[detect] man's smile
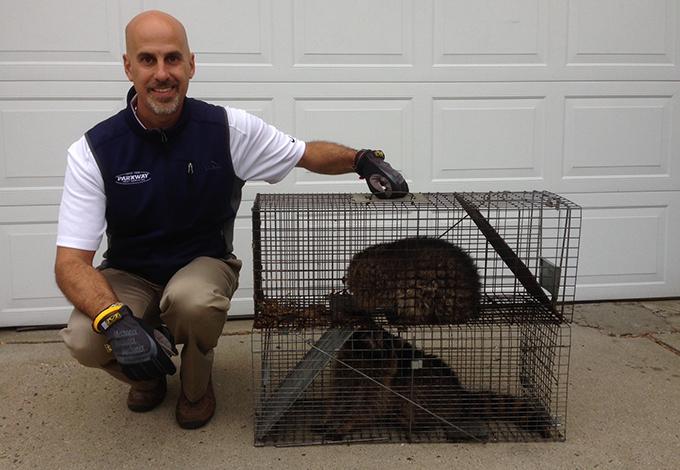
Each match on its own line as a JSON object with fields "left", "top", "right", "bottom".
{"left": 149, "top": 85, "right": 178, "bottom": 101}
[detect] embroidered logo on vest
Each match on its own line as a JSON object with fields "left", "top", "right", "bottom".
{"left": 115, "top": 171, "right": 151, "bottom": 185}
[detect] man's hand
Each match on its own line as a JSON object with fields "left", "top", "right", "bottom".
{"left": 354, "top": 149, "right": 409, "bottom": 199}
{"left": 93, "top": 303, "right": 178, "bottom": 381}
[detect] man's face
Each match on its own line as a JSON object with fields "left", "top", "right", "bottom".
{"left": 123, "top": 15, "right": 195, "bottom": 128}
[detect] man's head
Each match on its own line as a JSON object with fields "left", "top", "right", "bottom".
{"left": 123, "top": 10, "right": 195, "bottom": 129}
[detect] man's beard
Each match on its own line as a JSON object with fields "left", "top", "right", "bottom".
{"left": 145, "top": 88, "right": 181, "bottom": 116}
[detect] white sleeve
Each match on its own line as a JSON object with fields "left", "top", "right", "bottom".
{"left": 56, "top": 136, "right": 106, "bottom": 251}
{"left": 227, "top": 107, "right": 306, "bottom": 183}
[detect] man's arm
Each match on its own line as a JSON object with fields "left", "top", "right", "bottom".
{"left": 55, "top": 246, "right": 117, "bottom": 320}
{"left": 297, "top": 141, "right": 409, "bottom": 198}
{"left": 55, "top": 245, "right": 177, "bottom": 379}
{"left": 296, "top": 141, "right": 356, "bottom": 175}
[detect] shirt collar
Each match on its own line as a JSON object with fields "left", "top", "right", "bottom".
{"left": 130, "top": 94, "right": 148, "bottom": 130}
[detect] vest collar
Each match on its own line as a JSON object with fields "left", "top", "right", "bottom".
{"left": 124, "top": 86, "right": 191, "bottom": 142}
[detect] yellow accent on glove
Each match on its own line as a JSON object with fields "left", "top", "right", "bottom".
{"left": 92, "top": 302, "right": 125, "bottom": 333}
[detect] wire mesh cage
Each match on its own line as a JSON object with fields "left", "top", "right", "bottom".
{"left": 251, "top": 192, "right": 580, "bottom": 446}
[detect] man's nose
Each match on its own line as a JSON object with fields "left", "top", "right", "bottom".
{"left": 154, "top": 62, "right": 170, "bottom": 81}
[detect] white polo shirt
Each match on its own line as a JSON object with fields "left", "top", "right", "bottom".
{"left": 57, "top": 105, "right": 306, "bottom": 251}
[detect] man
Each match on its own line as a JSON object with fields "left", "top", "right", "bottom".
{"left": 55, "top": 10, "right": 408, "bottom": 429}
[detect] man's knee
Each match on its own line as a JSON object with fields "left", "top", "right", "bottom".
{"left": 160, "top": 281, "right": 230, "bottom": 336}
{"left": 60, "top": 315, "right": 110, "bottom": 368}
{"left": 163, "top": 274, "right": 230, "bottom": 311}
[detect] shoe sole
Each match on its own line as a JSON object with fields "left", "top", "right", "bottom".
{"left": 128, "top": 402, "right": 163, "bottom": 413}
{"left": 176, "top": 409, "right": 215, "bottom": 429}
{"left": 127, "top": 382, "right": 167, "bottom": 413}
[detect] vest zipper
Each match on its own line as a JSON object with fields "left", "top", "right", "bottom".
{"left": 187, "top": 162, "right": 194, "bottom": 175}
{"left": 159, "top": 129, "right": 168, "bottom": 143}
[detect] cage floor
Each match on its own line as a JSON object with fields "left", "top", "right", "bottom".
{"left": 254, "top": 292, "right": 566, "bottom": 330}
{"left": 255, "top": 397, "right": 563, "bottom": 446}
{"left": 480, "top": 293, "right": 564, "bottom": 324}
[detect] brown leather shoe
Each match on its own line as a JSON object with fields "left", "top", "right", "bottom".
{"left": 176, "top": 378, "right": 216, "bottom": 429}
{"left": 127, "top": 377, "right": 167, "bottom": 412}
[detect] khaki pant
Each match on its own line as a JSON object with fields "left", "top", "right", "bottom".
{"left": 59, "top": 256, "right": 241, "bottom": 402}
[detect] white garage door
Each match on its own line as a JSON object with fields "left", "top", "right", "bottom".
{"left": 0, "top": 0, "right": 678, "bottom": 327}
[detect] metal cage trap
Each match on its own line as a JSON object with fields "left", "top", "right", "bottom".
{"left": 251, "top": 192, "right": 580, "bottom": 446}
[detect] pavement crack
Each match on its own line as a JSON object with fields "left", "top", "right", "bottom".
{"left": 643, "top": 333, "right": 680, "bottom": 357}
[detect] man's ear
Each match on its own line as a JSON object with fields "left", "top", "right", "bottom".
{"left": 123, "top": 54, "right": 133, "bottom": 81}
{"left": 189, "top": 53, "right": 196, "bottom": 79}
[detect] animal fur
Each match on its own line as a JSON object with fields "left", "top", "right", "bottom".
{"left": 320, "top": 326, "right": 553, "bottom": 441}
{"left": 344, "top": 238, "right": 482, "bottom": 325}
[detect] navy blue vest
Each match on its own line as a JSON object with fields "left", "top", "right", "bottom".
{"left": 86, "top": 88, "right": 241, "bottom": 284}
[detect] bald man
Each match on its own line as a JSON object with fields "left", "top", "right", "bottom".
{"left": 55, "top": 10, "right": 408, "bottom": 429}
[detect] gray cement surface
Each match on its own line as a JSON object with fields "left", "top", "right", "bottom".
{"left": 1, "top": 302, "right": 679, "bottom": 470}
{"left": 573, "top": 301, "right": 675, "bottom": 336}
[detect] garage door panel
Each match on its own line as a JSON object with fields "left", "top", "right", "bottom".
{"left": 434, "top": 0, "right": 547, "bottom": 65}
{"left": 7, "top": 230, "right": 61, "bottom": 301}
{"left": 0, "top": 0, "right": 120, "bottom": 62}
{"left": 567, "top": 0, "right": 675, "bottom": 65}
{"left": 0, "top": 0, "right": 125, "bottom": 81}
{"left": 0, "top": 99, "right": 122, "bottom": 189}
{"left": 579, "top": 208, "right": 664, "bottom": 279}
{"left": 0, "top": 207, "right": 70, "bottom": 327}
{"left": 432, "top": 97, "right": 545, "bottom": 182}
{"left": 568, "top": 192, "right": 680, "bottom": 300}
{"left": 563, "top": 96, "right": 673, "bottom": 176}
{"left": 153, "top": 0, "right": 273, "bottom": 65}
{"left": 293, "top": 0, "right": 413, "bottom": 65}
{"left": 558, "top": 86, "right": 680, "bottom": 193}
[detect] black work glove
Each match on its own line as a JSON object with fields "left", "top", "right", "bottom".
{"left": 354, "top": 149, "right": 409, "bottom": 199}
{"left": 93, "top": 303, "right": 178, "bottom": 381}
